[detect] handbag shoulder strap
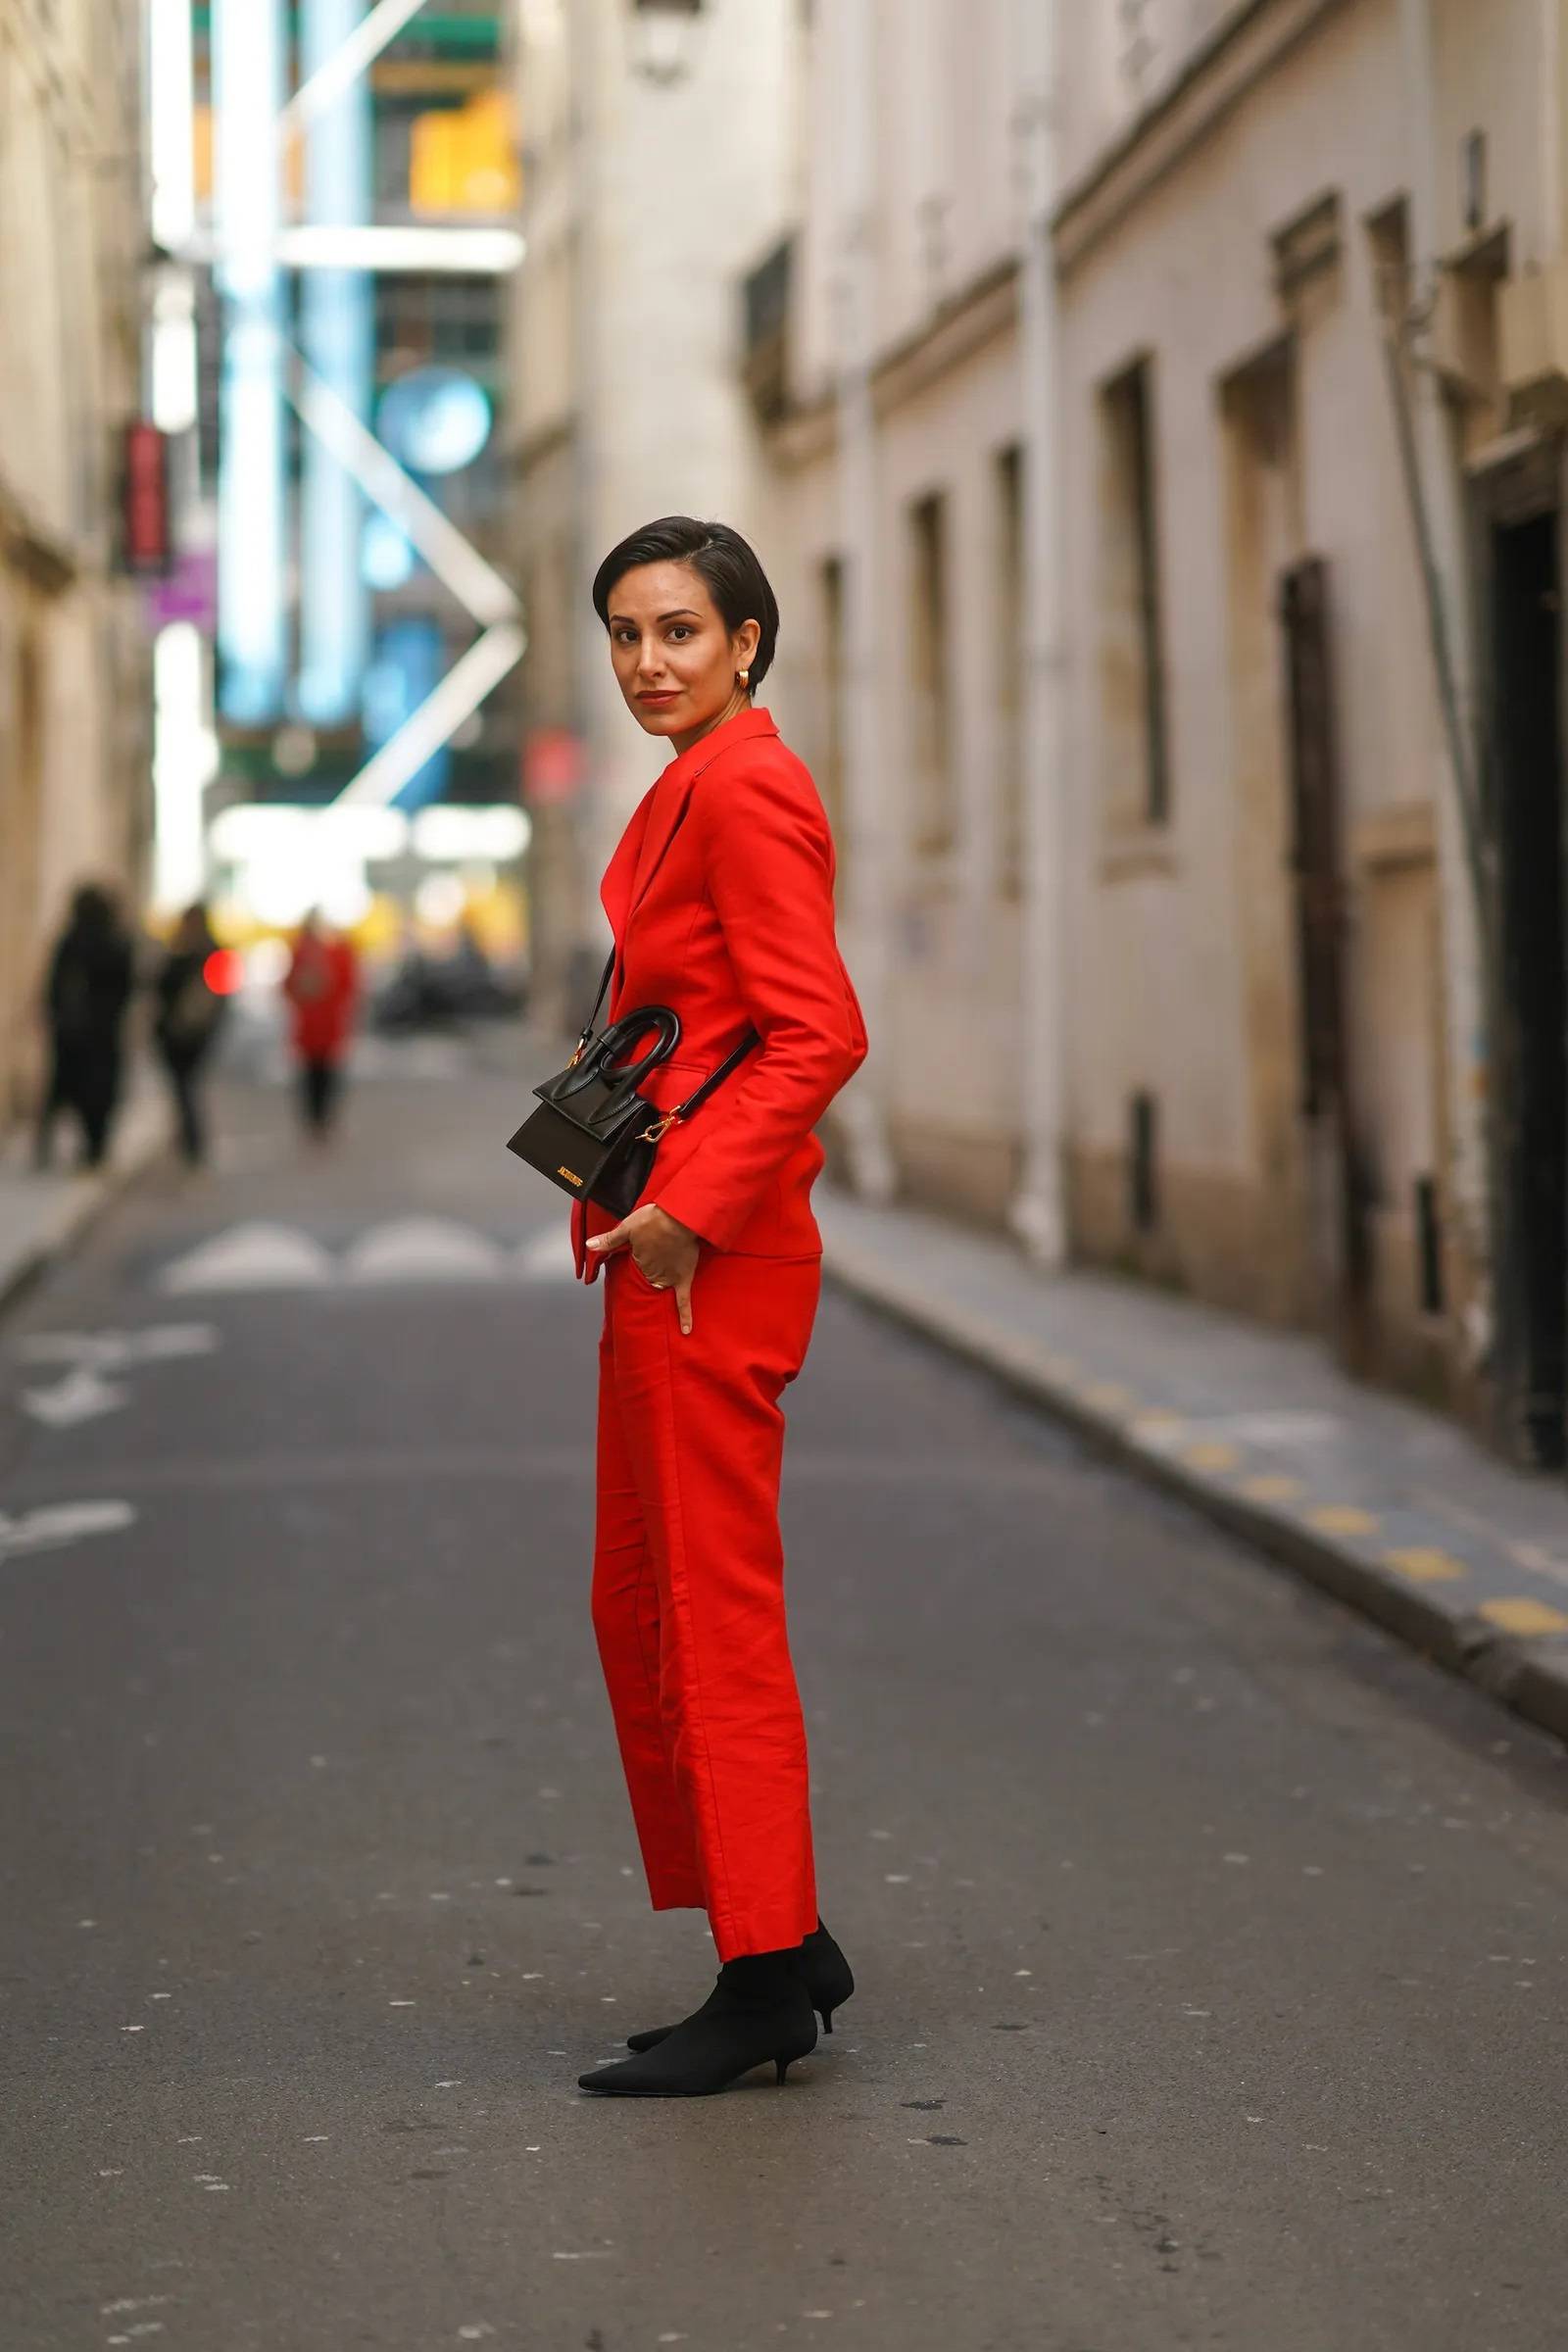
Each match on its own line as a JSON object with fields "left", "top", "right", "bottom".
{"left": 575, "top": 949, "right": 616, "bottom": 1049}
{"left": 672, "top": 1027, "right": 760, "bottom": 1120}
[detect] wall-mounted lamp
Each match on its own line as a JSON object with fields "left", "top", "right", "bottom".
{"left": 626, "top": 0, "right": 706, "bottom": 88}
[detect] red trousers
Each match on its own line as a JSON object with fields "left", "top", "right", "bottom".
{"left": 591, "top": 1248, "right": 822, "bottom": 1961}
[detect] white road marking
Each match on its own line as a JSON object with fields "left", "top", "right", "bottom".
{"left": 17, "top": 1325, "right": 219, "bottom": 1369}
{"left": 17, "top": 1324, "right": 222, "bottom": 1428}
{"left": 153, "top": 1221, "right": 570, "bottom": 1293}
{"left": 158, "top": 1223, "right": 335, "bottom": 1294}
{"left": 344, "top": 1217, "right": 507, "bottom": 1283}
{"left": 514, "top": 1224, "right": 576, "bottom": 1282}
{"left": 21, "top": 1367, "right": 132, "bottom": 1427}
{"left": 0, "top": 1500, "right": 137, "bottom": 1559}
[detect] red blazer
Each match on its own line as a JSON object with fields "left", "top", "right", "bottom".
{"left": 570, "top": 707, "right": 867, "bottom": 1283}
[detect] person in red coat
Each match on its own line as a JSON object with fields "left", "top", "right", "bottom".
{"left": 571, "top": 516, "right": 867, "bottom": 2099}
{"left": 282, "top": 911, "right": 358, "bottom": 1138}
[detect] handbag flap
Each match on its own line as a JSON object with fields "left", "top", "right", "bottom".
{"left": 532, "top": 1062, "right": 653, "bottom": 1137}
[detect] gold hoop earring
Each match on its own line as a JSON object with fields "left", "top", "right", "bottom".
{"left": 738, "top": 668, "right": 750, "bottom": 687}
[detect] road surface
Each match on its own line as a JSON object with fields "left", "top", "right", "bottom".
{"left": 3, "top": 1042, "right": 1566, "bottom": 2352}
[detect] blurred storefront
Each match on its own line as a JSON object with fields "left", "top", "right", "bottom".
{"left": 148, "top": 0, "right": 528, "bottom": 981}
{"left": 0, "top": 3, "right": 155, "bottom": 1136}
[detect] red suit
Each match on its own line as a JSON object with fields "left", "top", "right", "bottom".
{"left": 574, "top": 706, "right": 867, "bottom": 1960}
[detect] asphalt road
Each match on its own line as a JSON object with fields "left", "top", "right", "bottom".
{"left": 4, "top": 1041, "right": 1568, "bottom": 2352}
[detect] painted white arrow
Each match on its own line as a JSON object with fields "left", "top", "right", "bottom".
{"left": 0, "top": 1500, "right": 136, "bottom": 1559}
{"left": 21, "top": 1367, "right": 133, "bottom": 1428}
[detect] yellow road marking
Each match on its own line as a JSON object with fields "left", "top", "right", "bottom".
{"left": 1185, "top": 1442, "right": 1240, "bottom": 1472}
{"left": 1306, "top": 1505, "right": 1378, "bottom": 1536}
{"left": 1241, "top": 1474, "right": 1303, "bottom": 1502}
{"left": 1384, "top": 1546, "right": 1468, "bottom": 1584}
{"left": 1083, "top": 1382, "right": 1134, "bottom": 1410}
{"left": 1477, "top": 1597, "right": 1568, "bottom": 1637}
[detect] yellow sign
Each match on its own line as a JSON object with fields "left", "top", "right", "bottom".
{"left": 410, "top": 90, "right": 519, "bottom": 216}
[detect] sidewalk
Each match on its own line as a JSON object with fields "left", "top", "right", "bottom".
{"left": 0, "top": 1076, "right": 169, "bottom": 1317}
{"left": 818, "top": 1187, "right": 1568, "bottom": 1748}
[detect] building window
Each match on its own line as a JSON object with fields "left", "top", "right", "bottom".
{"left": 995, "top": 442, "right": 1025, "bottom": 888}
{"left": 1366, "top": 197, "right": 1412, "bottom": 327}
{"left": 817, "top": 553, "right": 848, "bottom": 878}
{"left": 907, "top": 489, "right": 955, "bottom": 856}
{"left": 1099, "top": 357, "right": 1169, "bottom": 829}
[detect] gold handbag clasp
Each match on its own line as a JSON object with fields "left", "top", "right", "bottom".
{"left": 637, "top": 1110, "right": 682, "bottom": 1144}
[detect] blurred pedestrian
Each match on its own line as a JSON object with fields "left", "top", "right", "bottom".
{"left": 152, "top": 904, "right": 228, "bottom": 1166}
{"left": 35, "top": 883, "right": 135, "bottom": 1170}
{"left": 283, "top": 910, "right": 358, "bottom": 1138}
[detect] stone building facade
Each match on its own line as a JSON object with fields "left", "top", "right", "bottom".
{"left": 507, "top": 0, "right": 803, "bottom": 1030}
{"left": 755, "top": 0, "right": 1568, "bottom": 1457}
{"left": 0, "top": 0, "right": 154, "bottom": 1133}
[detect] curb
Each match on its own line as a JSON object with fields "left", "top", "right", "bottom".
{"left": 0, "top": 1099, "right": 169, "bottom": 1322}
{"left": 821, "top": 1235, "right": 1568, "bottom": 1754}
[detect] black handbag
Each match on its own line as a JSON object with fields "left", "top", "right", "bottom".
{"left": 506, "top": 950, "right": 759, "bottom": 1219}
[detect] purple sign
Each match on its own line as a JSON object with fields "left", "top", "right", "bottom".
{"left": 144, "top": 546, "right": 218, "bottom": 632}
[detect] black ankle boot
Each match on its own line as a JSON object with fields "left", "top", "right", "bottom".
{"left": 578, "top": 1952, "right": 817, "bottom": 2097}
{"left": 624, "top": 1919, "right": 855, "bottom": 2055}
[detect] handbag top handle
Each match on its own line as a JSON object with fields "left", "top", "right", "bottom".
{"left": 573, "top": 950, "right": 759, "bottom": 1126}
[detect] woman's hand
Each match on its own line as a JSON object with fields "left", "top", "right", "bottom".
{"left": 587, "top": 1202, "right": 702, "bottom": 1334}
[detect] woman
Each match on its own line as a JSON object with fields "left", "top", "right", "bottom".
{"left": 283, "top": 910, "right": 358, "bottom": 1139}
{"left": 35, "top": 883, "right": 135, "bottom": 1170}
{"left": 573, "top": 516, "right": 866, "bottom": 2099}
{"left": 153, "top": 903, "right": 227, "bottom": 1166}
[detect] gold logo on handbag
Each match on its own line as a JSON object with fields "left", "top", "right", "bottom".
{"left": 506, "top": 949, "right": 758, "bottom": 1220}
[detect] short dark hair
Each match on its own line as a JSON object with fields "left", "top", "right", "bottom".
{"left": 591, "top": 515, "right": 780, "bottom": 690}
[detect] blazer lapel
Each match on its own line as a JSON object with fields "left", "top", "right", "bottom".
{"left": 625, "top": 768, "right": 698, "bottom": 929}
{"left": 624, "top": 708, "right": 779, "bottom": 932}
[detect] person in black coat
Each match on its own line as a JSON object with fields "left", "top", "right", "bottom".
{"left": 153, "top": 904, "right": 228, "bottom": 1166}
{"left": 36, "top": 884, "right": 135, "bottom": 1170}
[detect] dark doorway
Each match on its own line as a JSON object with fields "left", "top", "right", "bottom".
{"left": 1491, "top": 503, "right": 1566, "bottom": 1465}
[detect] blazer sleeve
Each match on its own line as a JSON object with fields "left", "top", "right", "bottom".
{"left": 646, "top": 756, "right": 867, "bottom": 1250}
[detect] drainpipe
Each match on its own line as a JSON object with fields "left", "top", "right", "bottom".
{"left": 1007, "top": 0, "right": 1068, "bottom": 1264}
{"left": 1544, "top": 0, "right": 1565, "bottom": 263}
{"left": 1395, "top": 0, "right": 1494, "bottom": 1367}
{"left": 833, "top": 0, "right": 897, "bottom": 1201}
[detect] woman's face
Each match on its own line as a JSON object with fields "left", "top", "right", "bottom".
{"left": 605, "top": 561, "right": 760, "bottom": 748}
